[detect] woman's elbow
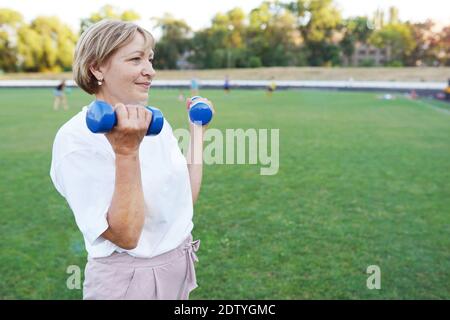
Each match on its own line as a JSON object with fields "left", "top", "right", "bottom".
{"left": 102, "top": 226, "right": 141, "bottom": 250}
{"left": 119, "top": 237, "right": 139, "bottom": 250}
{"left": 115, "top": 232, "right": 140, "bottom": 250}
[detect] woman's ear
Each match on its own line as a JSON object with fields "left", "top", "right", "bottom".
{"left": 89, "top": 64, "right": 103, "bottom": 82}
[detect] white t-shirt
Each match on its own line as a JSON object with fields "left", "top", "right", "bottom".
{"left": 50, "top": 106, "right": 194, "bottom": 258}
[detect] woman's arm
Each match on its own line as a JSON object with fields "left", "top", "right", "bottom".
{"left": 185, "top": 97, "right": 215, "bottom": 205}
{"left": 101, "top": 152, "right": 145, "bottom": 249}
{"left": 186, "top": 123, "right": 205, "bottom": 205}
{"left": 99, "top": 104, "right": 151, "bottom": 250}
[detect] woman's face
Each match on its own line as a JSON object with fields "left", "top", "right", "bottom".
{"left": 94, "top": 32, "right": 155, "bottom": 106}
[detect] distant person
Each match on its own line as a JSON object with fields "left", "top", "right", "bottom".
{"left": 53, "top": 80, "right": 69, "bottom": 110}
{"left": 190, "top": 78, "right": 199, "bottom": 96}
{"left": 266, "top": 77, "right": 276, "bottom": 98}
{"left": 224, "top": 75, "right": 230, "bottom": 94}
{"left": 178, "top": 89, "right": 185, "bottom": 102}
{"left": 445, "top": 78, "right": 450, "bottom": 101}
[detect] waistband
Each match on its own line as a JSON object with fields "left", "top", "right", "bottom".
{"left": 88, "top": 234, "right": 200, "bottom": 268}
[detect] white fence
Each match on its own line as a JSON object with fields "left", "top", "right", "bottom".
{"left": 0, "top": 79, "right": 446, "bottom": 93}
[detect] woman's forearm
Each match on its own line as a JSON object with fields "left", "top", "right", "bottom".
{"left": 101, "top": 152, "right": 145, "bottom": 249}
{"left": 186, "top": 124, "right": 204, "bottom": 205}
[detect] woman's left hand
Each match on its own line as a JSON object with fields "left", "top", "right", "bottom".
{"left": 186, "top": 97, "right": 215, "bottom": 130}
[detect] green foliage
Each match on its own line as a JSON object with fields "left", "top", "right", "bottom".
{"left": 189, "top": 2, "right": 303, "bottom": 68}
{"left": 340, "top": 16, "right": 374, "bottom": 60}
{"left": 369, "top": 23, "right": 416, "bottom": 65}
{"left": 283, "top": 0, "right": 343, "bottom": 65}
{"left": 29, "top": 17, "right": 78, "bottom": 72}
{"left": 16, "top": 26, "right": 42, "bottom": 71}
{"left": 0, "top": 9, "right": 77, "bottom": 72}
{"left": 0, "top": 30, "right": 18, "bottom": 72}
{"left": 189, "top": 7, "right": 247, "bottom": 68}
{"left": 0, "top": 2, "right": 449, "bottom": 71}
{"left": 0, "top": 9, "right": 23, "bottom": 72}
{"left": 358, "top": 58, "right": 376, "bottom": 67}
{"left": 79, "top": 5, "right": 140, "bottom": 35}
{"left": 153, "top": 14, "right": 192, "bottom": 69}
{"left": 305, "top": 42, "right": 341, "bottom": 66}
{"left": 0, "top": 8, "right": 22, "bottom": 25}
{"left": 384, "top": 60, "right": 404, "bottom": 67}
{"left": 248, "top": 56, "right": 262, "bottom": 68}
{"left": 296, "top": 0, "right": 341, "bottom": 43}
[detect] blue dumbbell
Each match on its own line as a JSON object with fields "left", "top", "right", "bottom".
{"left": 189, "top": 96, "right": 213, "bottom": 126}
{"left": 86, "top": 100, "right": 164, "bottom": 136}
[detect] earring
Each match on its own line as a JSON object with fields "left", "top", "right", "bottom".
{"left": 97, "top": 79, "right": 103, "bottom": 86}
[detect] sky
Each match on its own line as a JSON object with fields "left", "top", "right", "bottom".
{"left": 1, "top": 0, "right": 449, "bottom": 37}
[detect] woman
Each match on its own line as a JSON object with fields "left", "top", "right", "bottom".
{"left": 50, "top": 20, "right": 213, "bottom": 300}
{"left": 266, "top": 77, "right": 276, "bottom": 98}
{"left": 223, "top": 75, "right": 230, "bottom": 94}
{"left": 190, "top": 77, "right": 199, "bottom": 96}
{"left": 53, "top": 80, "right": 69, "bottom": 110}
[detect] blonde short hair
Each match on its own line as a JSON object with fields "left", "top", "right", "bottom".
{"left": 73, "top": 20, "right": 155, "bottom": 94}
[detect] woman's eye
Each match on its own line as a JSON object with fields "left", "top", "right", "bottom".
{"left": 131, "top": 57, "right": 141, "bottom": 61}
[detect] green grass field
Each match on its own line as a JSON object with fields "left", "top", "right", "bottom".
{"left": 1, "top": 87, "right": 449, "bottom": 299}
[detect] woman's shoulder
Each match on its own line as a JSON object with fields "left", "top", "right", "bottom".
{"left": 53, "top": 106, "right": 113, "bottom": 159}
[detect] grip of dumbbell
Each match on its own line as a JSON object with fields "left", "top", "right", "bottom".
{"left": 146, "top": 106, "right": 164, "bottom": 135}
{"left": 87, "top": 101, "right": 164, "bottom": 135}
{"left": 86, "top": 100, "right": 117, "bottom": 133}
{"left": 189, "top": 96, "right": 213, "bottom": 126}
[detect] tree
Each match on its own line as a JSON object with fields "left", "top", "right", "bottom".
{"left": 369, "top": 22, "right": 416, "bottom": 66}
{"left": 248, "top": 1, "right": 301, "bottom": 67}
{"left": 1, "top": 2, "right": 449, "bottom": 71}
{"left": 190, "top": 2, "right": 302, "bottom": 69}
{"left": 34, "top": 17, "right": 77, "bottom": 71}
{"left": 152, "top": 14, "right": 192, "bottom": 69}
{"left": 80, "top": 5, "right": 140, "bottom": 34}
{"left": 16, "top": 25, "right": 43, "bottom": 71}
{"left": 1, "top": 9, "right": 77, "bottom": 72}
{"left": 0, "top": 9, "right": 23, "bottom": 72}
{"left": 340, "top": 16, "right": 374, "bottom": 62}
{"left": 286, "top": 0, "right": 342, "bottom": 65}
{"left": 436, "top": 26, "right": 450, "bottom": 66}
{"left": 405, "top": 20, "right": 440, "bottom": 66}
{"left": 190, "top": 7, "right": 247, "bottom": 68}
{"left": 211, "top": 8, "right": 247, "bottom": 68}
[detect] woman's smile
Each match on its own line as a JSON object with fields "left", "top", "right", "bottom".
{"left": 135, "top": 81, "right": 151, "bottom": 90}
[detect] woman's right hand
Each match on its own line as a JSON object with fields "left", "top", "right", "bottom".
{"left": 105, "top": 103, "right": 152, "bottom": 156}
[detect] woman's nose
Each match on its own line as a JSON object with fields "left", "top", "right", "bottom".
{"left": 142, "top": 61, "right": 156, "bottom": 78}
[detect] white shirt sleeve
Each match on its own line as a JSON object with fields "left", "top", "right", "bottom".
{"left": 53, "top": 148, "right": 115, "bottom": 246}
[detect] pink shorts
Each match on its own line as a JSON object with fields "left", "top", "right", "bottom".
{"left": 83, "top": 234, "right": 200, "bottom": 300}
